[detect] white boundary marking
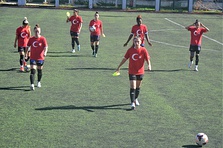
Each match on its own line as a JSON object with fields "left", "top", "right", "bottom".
{"left": 150, "top": 39, "right": 188, "bottom": 48}
{"left": 165, "top": 18, "right": 223, "bottom": 46}
{"left": 150, "top": 39, "right": 220, "bottom": 52}
{"left": 150, "top": 39, "right": 222, "bottom": 52}
{"left": 150, "top": 29, "right": 184, "bottom": 32}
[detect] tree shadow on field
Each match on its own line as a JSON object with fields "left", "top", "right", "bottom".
{"left": 0, "top": 86, "right": 30, "bottom": 91}
{"left": 182, "top": 145, "right": 202, "bottom": 148}
{"left": 35, "top": 103, "right": 130, "bottom": 112}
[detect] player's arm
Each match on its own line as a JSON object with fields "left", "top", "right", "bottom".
{"left": 145, "top": 33, "right": 152, "bottom": 46}
{"left": 44, "top": 47, "right": 48, "bottom": 57}
{"left": 186, "top": 20, "right": 200, "bottom": 30}
{"left": 14, "top": 34, "right": 18, "bottom": 48}
{"left": 116, "top": 57, "right": 127, "bottom": 72}
{"left": 185, "top": 24, "right": 193, "bottom": 30}
{"left": 185, "top": 22, "right": 196, "bottom": 30}
{"left": 100, "top": 23, "right": 105, "bottom": 37}
{"left": 146, "top": 59, "right": 151, "bottom": 71}
{"left": 79, "top": 23, "right": 82, "bottom": 33}
{"left": 25, "top": 46, "right": 29, "bottom": 58}
{"left": 28, "top": 26, "right": 31, "bottom": 37}
{"left": 200, "top": 23, "right": 209, "bottom": 32}
{"left": 124, "top": 34, "right": 133, "bottom": 47}
{"left": 66, "top": 16, "right": 70, "bottom": 23}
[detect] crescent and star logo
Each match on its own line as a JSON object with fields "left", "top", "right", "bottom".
{"left": 132, "top": 53, "right": 142, "bottom": 61}
{"left": 72, "top": 19, "right": 79, "bottom": 25}
{"left": 136, "top": 29, "right": 142, "bottom": 36}
{"left": 193, "top": 31, "right": 200, "bottom": 36}
{"left": 32, "top": 41, "right": 42, "bottom": 48}
{"left": 20, "top": 32, "right": 27, "bottom": 38}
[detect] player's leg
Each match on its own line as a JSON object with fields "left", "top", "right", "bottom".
{"left": 74, "top": 32, "right": 80, "bottom": 51}
{"left": 70, "top": 31, "right": 75, "bottom": 53}
{"left": 188, "top": 45, "right": 195, "bottom": 68}
{"left": 94, "top": 36, "right": 100, "bottom": 57}
{"left": 135, "top": 75, "right": 144, "bottom": 106}
{"left": 129, "top": 74, "right": 137, "bottom": 110}
{"left": 25, "top": 49, "right": 30, "bottom": 63}
{"left": 36, "top": 60, "right": 44, "bottom": 88}
{"left": 90, "top": 35, "right": 95, "bottom": 56}
{"left": 194, "top": 47, "right": 201, "bottom": 71}
{"left": 30, "top": 60, "right": 37, "bottom": 90}
{"left": 18, "top": 47, "right": 25, "bottom": 71}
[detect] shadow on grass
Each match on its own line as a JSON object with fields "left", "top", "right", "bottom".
{"left": 0, "top": 86, "right": 30, "bottom": 91}
{"left": 47, "top": 51, "right": 71, "bottom": 54}
{"left": 47, "top": 54, "right": 89, "bottom": 58}
{"left": 0, "top": 68, "right": 17, "bottom": 71}
{"left": 35, "top": 103, "right": 130, "bottom": 112}
{"left": 66, "top": 67, "right": 128, "bottom": 71}
{"left": 182, "top": 145, "right": 202, "bottom": 148}
{"left": 150, "top": 69, "right": 191, "bottom": 72}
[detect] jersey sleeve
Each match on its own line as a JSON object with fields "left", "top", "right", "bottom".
{"left": 42, "top": 37, "right": 48, "bottom": 48}
{"left": 124, "top": 48, "right": 131, "bottom": 59}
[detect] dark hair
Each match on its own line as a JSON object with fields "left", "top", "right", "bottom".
{"left": 195, "top": 19, "right": 198, "bottom": 24}
{"left": 136, "top": 15, "right": 142, "bottom": 21}
{"left": 22, "top": 17, "right": 29, "bottom": 25}
{"left": 95, "top": 11, "right": 99, "bottom": 16}
{"left": 74, "top": 9, "right": 79, "bottom": 13}
{"left": 34, "top": 24, "right": 40, "bottom": 30}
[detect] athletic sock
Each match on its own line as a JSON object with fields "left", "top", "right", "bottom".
{"left": 72, "top": 38, "right": 75, "bottom": 49}
{"left": 95, "top": 45, "right": 99, "bottom": 54}
{"left": 20, "top": 55, "right": 24, "bottom": 66}
{"left": 37, "top": 69, "right": 42, "bottom": 82}
{"left": 91, "top": 45, "right": 94, "bottom": 51}
{"left": 74, "top": 38, "right": 79, "bottom": 45}
{"left": 30, "top": 69, "right": 36, "bottom": 84}
{"left": 130, "top": 88, "right": 136, "bottom": 103}
{"left": 135, "top": 88, "right": 140, "bottom": 99}
{"left": 195, "top": 55, "right": 199, "bottom": 65}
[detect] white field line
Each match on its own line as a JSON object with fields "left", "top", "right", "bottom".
{"left": 151, "top": 39, "right": 220, "bottom": 52}
{"left": 165, "top": 18, "right": 223, "bottom": 46}
{"left": 150, "top": 29, "right": 184, "bottom": 32}
{"left": 150, "top": 39, "right": 188, "bottom": 48}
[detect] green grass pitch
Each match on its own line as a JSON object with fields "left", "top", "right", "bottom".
{"left": 0, "top": 7, "right": 222, "bottom": 147}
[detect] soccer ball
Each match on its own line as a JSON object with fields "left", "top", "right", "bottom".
{"left": 89, "top": 26, "right": 96, "bottom": 32}
{"left": 25, "top": 65, "right": 30, "bottom": 72}
{"left": 195, "top": 133, "right": 208, "bottom": 146}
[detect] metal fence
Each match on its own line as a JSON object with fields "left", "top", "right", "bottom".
{"left": 2, "top": 0, "right": 222, "bottom": 12}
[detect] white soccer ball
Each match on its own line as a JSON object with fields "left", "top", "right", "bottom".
{"left": 195, "top": 133, "right": 208, "bottom": 146}
{"left": 25, "top": 65, "right": 30, "bottom": 72}
{"left": 89, "top": 26, "right": 96, "bottom": 32}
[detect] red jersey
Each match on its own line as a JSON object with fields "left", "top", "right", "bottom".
{"left": 124, "top": 46, "right": 150, "bottom": 75}
{"left": 69, "top": 15, "right": 83, "bottom": 32}
{"left": 27, "top": 36, "right": 48, "bottom": 60}
{"left": 131, "top": 24, "right": 148, "bottom": 44}
{"left": 89, "top": 19, "right": 103, "bottom": 36}
{"left": 16, "top": 26, "right": 30, "bottom": 47}
{"left": 188, "top": 26, "right": 207, "bottom": 46}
